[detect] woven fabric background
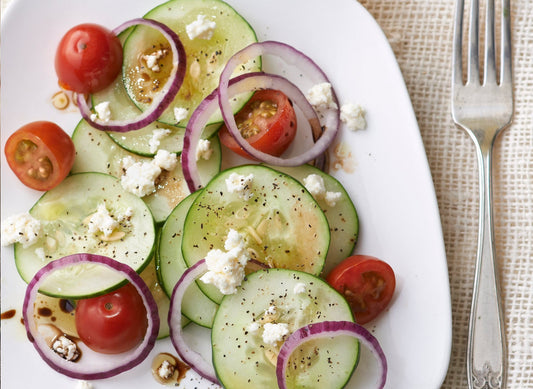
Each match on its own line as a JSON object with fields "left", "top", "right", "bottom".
{"left": 357, "top": 0, "right": 533, "bottom": 387}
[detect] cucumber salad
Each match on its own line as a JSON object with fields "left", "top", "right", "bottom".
{"left": 1, "top": 0, "right": 397, "bottom": 387}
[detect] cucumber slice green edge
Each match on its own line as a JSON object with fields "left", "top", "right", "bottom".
{"left": 182, "top": 164, "right": 331, "bottom": 305}
{"left": 14, "top": 172, "right": 156, "bottom": 299}
{"left": 156, "top": 191, "right": 218, "bottom": 328}
{"left": 212, "top": 268, "right": 360, "bottom": 389}
{"left": 268, "top": 164, "right": 359, "bottom": 275}
{"left": 71, "top": 118, "right": 222, "bottom": 225}
{"left": 121, "top": 0, "right": 261, "bottom": 126}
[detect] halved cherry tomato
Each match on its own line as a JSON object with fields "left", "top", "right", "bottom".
{"left": 326, "top": 255, "right": 396, "bottom": 324}
{"left": 55, "top": 23, "right": 123, "bottom": 94}
{"left": 4, "top": 121, "right": 75, "bottom": 191}
{"left": 75, "top": 283, "right": 148, "bottom": 354}
{"left": 218, "top": 89, "right": 297, "bottom": 159}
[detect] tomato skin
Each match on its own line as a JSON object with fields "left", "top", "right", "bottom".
{"left": 218, "top": 89, "right": 297, "bottom": 159}
{"left": 326, "top": 255, "right": 396, "bottom": 324}
{"left": 75, "top": 283, "right": 148, "bottom": 354}
{"left": 4, "top": 121, "right": 75, "bottom": 191}
{"left": 55, "top": 23, "right": 122, "bottom": 94}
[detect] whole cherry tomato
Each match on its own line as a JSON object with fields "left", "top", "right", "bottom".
{"left": 55, "top": 23, "right": 122, "bottom": 94}
{"left": 75, "top": 283, "right": 148, "bottom": 354}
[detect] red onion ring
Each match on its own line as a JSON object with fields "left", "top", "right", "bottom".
{"left": 276, "top": 320, "right": 387, "bottom": 389}
{"left": 182, "top": 72, "right": 322, "bottom": 192}
{"left": 217, "top": 41, "right": 340, "bottom": 165}
{"left": 22, "top": 254, "right": 160, "bottom": 380}
{"left": 168, "top": 259, "right": 219, "bottom": 384}
{"left": 77, "top": 18, "right": 186, "bottom": 132}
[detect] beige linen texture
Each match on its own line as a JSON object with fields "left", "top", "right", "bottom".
{"left": 358, "top": 0, "right": 533, "bottom": 387}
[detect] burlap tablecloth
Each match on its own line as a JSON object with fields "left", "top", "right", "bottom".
{"left": 356, "top": 0, "right": 533, "bottom": 387}
{"left": 1, "top": 0, "right": 531, "bottom": 387}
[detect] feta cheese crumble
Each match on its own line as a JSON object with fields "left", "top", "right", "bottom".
{"left": 306, "top": 82, "right": 337, "bottom": 110}
{"left": 196, "top": 139, "right": 213, "bottom": 161}
{"left": 262, "top": 322, "right": 290, "bottom": 346}
{"left": 75, "top": 380, "right": 93, "bottom": 389}
{"left": 87, "top": 203, "right": 119, "bottom": 238}
{"left": 142, "top": 49, "right": 168, "bottom": 72}
{"left": 200, "top": 229, "right": 250, "bottom": 295}
{"left": 340, "top": 103, "right": 367, "bottom": 131}
{"left": 153, "top": 149, "right": 178, "bottom": 171}
{"left": 52, "top": 335, "right": 80, "bottom": 361}
{"left": 303, "top": 174, "right": 343, "bottom": 207}
{"left": 293, "top": 282, "right": 307, "bottom": 294}
{"left": 1, "top": 212, "right": 41, "bottom": 247}
{"left": 173, "top": 107, "right": 188, "bottom": 123}
{"left": 149, "top": 128, "right": 172, "bottom": 154}
{"left": 225, "top": 172, "right": 254, "bottom": 200}
{"left": 158, "top": 360, "right": 175, "bottom": 379}
{"left": 120, "top": 150, "right": 177, "bottom": 197}
{"left": 90, "top": 101, "right": 112, "bottom": 122}
{"left": 186, "top": 14, "right": 216, "bottom": 40}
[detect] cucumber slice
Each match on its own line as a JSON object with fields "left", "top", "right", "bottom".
{"left": 212, "top": 268, "right": 359, "bottom": 388}
{"left": 182, "top": 165, "right": 330, "bottom": 303}
{"left": 269, "top": 164, "right": 359, "bottom": 274}
{"left": 121, "top": 0, "right": 260, "bottom": 125}
{"left": 157, "top": 191, "right": 218, "bottom": 328}
{"left": 14, "top": 172, "right": 156, "bottom": 298}
{"left": 71, "top": 119, "right": 221, "bottom": 224}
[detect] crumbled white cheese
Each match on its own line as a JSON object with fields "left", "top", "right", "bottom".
{"left": 303, "top": 174, "right": 343, "bottom": 207}
{"left": 173, "top": 107, "right": 188, "bottom": 123}
{"left": 149, "top": 128, "right": 172, "bottom": 154}
{"left": 87, "top": 203, "right": 119, "bottom": 238}
{"left": 200, "top": 229, "right": 250, "bottom": 295}
{"left": 75, "top": 380, "right": 93, "bottom": 389}
{"left": 142, "top": 49, "right": 168, "bottom": 72}
{"left": 225, "top": 172, "right": 254, "bottom": 200}
{"left": 153, "top": 149, "right": 178, "bottom": 171}
{"left": 262, "top": 322, "right": 290, "bottom": 346}
{"left": 196, "top": 139, "right": 213, "bottom": 161}
{"left": 121, "top": 159, "right": 162, "bottom": 197}
{"left": 52, "top": 335, "right": 79, "bottom": 361}
{"left": 340, "top": 103, "right": 366, "bottom": 131}
{"left": 158, "top": 360, "right": 175, "bottom": 379}
{"left": 265, "top": 305, "right": 277, "bottom": 316}
{"left": 306, "top": 82, "right": 337, "bottom": 110}
{"left": 120, "top": 150, "right": 177, "bottom": 197}
{"left": 247, "top": 321, "right": 261, "bottom": 334}
{"left": 186, "top": 14, "right": 216, "bottom": 40}
{"left": 1, "top": 212, "right": 41, "bottom": 247}
{"left": 35, "top": 247, "right": 46, "bottom": 261}
{"left": 324, "top": 191, "right": 343, "bottom": 207}
{"left": 293, "top": 282, "right": 307, "bottom": 295}
{"left": 90, "top": 101, "right": 112, "bottom": 122}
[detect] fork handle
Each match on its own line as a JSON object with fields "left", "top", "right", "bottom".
{"left": 467, "top": 145, "right": 507, "bottom": 389}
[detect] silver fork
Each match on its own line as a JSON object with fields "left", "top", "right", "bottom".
{"left": 451, "top": 0, "right": 513, "bottom": 388}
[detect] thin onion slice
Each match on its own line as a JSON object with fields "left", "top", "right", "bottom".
{"left": 217, "top": 41, "right": 340, "bottom": 165}
{"left": 276, "top": 320, "right": 387, "bottom": 389}
{"left": 182, "top": 72, "right": 322, "bottom": 192}
{"left": 78, "top": 18, "right": 186, "bottom": 132}
{"left": 22, "top": 254, "right": 160, "bottom": 380}
{"left": 168, "top": 259, "right": 219, "bottom": 384}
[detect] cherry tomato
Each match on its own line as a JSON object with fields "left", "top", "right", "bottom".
{"left": 75, "top": 283, "right": 148, "bottom": 354}
{"left": 326, "top": 255, "right": 396, "bottom": 324}
{"left": 218, "top": 89, "right": 297, "bottom": 159}
{"left": 4, "top": 121, "right": 75, "bottom": 191}
{"left": 55, "top": 23, "right": 123, "bottom": 94}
